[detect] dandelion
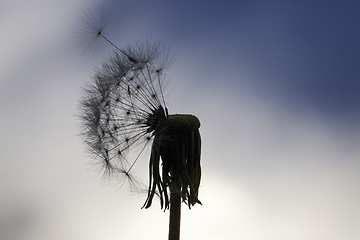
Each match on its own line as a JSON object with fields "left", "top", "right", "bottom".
{"left": 79, "top": 6, "right": 202, "bottom": 240}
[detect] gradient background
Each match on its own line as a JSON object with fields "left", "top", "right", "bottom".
{"left": 1, "top": 0, "right": 360, "bottom": 239}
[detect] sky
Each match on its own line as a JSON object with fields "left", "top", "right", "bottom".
{"left": 1, "top": 0, "right": 360, "bottom": 239}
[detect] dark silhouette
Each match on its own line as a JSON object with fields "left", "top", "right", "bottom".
{"left": 78, "top": 6, "right": 202, "bottom": 240}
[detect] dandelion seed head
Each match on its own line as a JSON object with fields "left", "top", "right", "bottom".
{"left": 80, "top": 40, "right": 173, "bottom": 186}
{"left": 78, "top": 7, "right": 201, "bottom": 209}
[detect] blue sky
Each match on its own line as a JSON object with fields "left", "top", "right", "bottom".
{"left": 105, "top": 0, "right": 360, "bottom": 123}
{"left": 1, "top": 0, "right": 360, "bottom": 239}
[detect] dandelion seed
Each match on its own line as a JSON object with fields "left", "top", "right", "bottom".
{"left": 76, "top": 5, "right": 113, "bottom": 54}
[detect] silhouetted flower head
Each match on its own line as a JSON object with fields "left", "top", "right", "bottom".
{"left": 79, "top": 9, "right": 202, "bottom": 210}
{"left": 81, "top": 41, "right": 167, "bottom": 176}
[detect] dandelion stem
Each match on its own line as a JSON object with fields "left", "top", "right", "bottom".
{"left": 169, "top": 179, "right": 181, "bottom": 240}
